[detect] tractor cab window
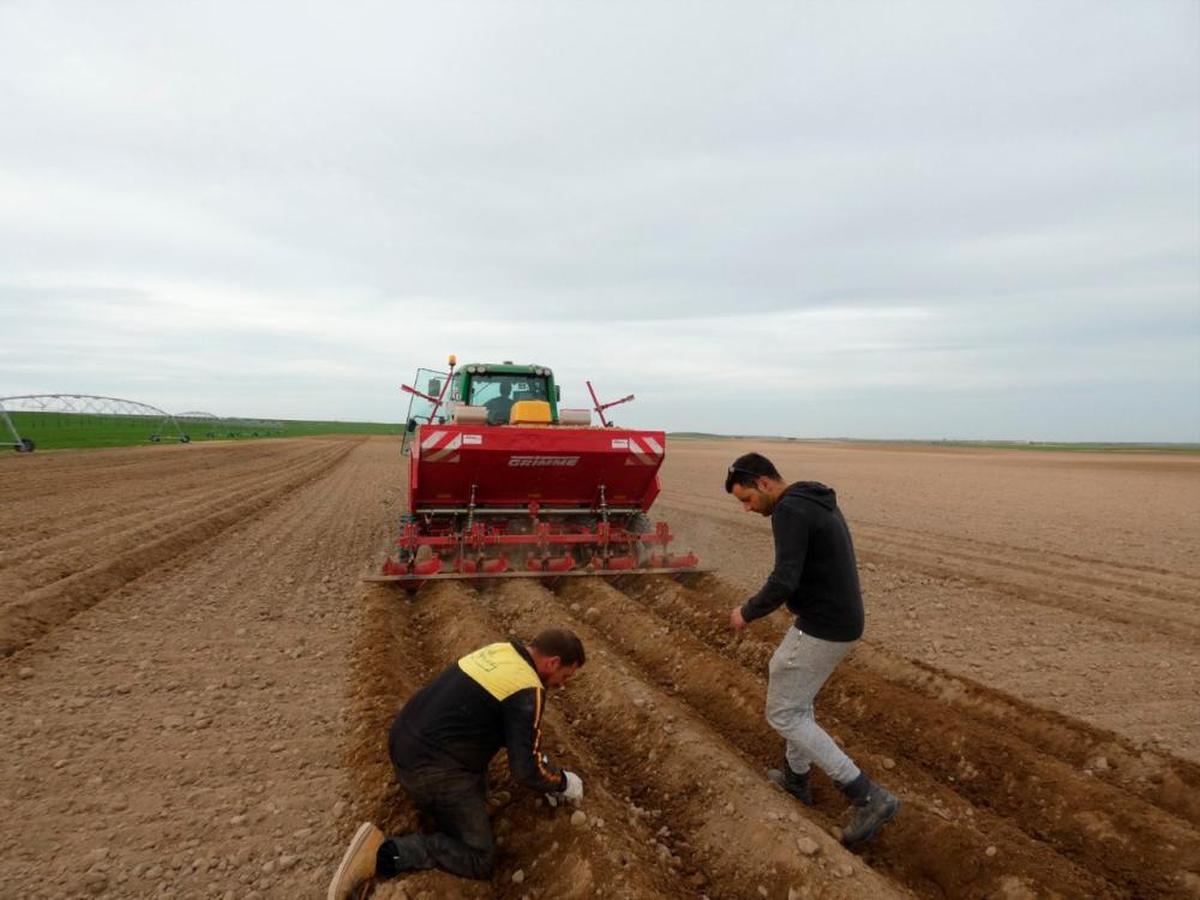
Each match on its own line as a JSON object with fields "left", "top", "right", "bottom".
{"left": 405, "top": 367, "right": 449, "bottom": 428}
{"left": 469, "top": 374, "right": 549, "bottom": 425}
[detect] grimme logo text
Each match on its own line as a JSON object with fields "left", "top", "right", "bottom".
{"left": 507, "top": 455, "right": 580, "bottom": 467}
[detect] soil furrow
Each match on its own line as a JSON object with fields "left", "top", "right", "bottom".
{"left": 3, "top": 437, "right": 1195, "bottom": 899}
{"left": 860, "top": 538, "right": 1200, "bottom": 639}
{"left": 0, "top": 442, "right": 348, "bottom": 564}
{"left": 853, "top": 524, "right": 1200, "bottom": 590}
{"left": 0, "top": 437, "right": 399, "bottom": 898}
{"left": 0, "top": 441, "right": 350, "bottom": 563}
{"left": 343, "top": 582, "right": 491, "bottom": 900}
{"left": 659, "top": 494, "right": 1200, "bottom": 637}
{"left": 352, "top": 581, "right": 686, "bottom": 899}
{"left": 612, "top": 575, "right": 1200, "bottom": 896}
{"left": 634, "top": 573, "right": 1200, "bottom": 827}
{"left": 844, "top": 649, "right": 1200, "bottom": 828}
{"left": 0, "top": 440, "right": 358, "bottom": 655}
{"left": 477, "top": 579, "right": 908, "bottom": 900}
{"left": 544, "top": 576, "right": 1112, "bottom": 899}
{"left": 0, "top": 441, "right": 274, "bottom": 502}
{"left": 9, "top": 439, "right": 353, "bottom": 585}
{"left": 857, "top": 536, "right": 1200, "bottom": 615}
{"left": 662, "top": 488, "right": 1200, "bottom": 589}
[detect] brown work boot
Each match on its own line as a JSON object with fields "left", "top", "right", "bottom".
{"left": 327, "top": 822, "right": 385, "bottom": 900}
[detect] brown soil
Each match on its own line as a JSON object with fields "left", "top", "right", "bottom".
{"left": 1, "top": 437, "right": 1197, "bottom": 898}
{"left": 656, "top": 441, "right": 1200, "bottom": 762}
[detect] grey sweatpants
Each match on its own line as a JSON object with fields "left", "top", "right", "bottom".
{"left": 765, "top": 626, "right": 861, "bottom": 786}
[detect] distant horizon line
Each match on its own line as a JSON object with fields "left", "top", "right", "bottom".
{"left": 667, "top": 433, "right": 1200, "bottom": 449}
{"left": 5, "top": 406, "right": 1197, "bottom": 449}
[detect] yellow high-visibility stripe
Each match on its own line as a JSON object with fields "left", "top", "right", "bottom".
{"left": 457, "top": 642, "right": 541, "bottom": 701}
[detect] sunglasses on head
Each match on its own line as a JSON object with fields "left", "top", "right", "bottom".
{"left": 727, "top": 465, "right": 760, "bottom": 478}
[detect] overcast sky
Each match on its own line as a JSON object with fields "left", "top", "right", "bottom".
{"left": 2, "top": 1, "right": 1197, "bottom": 441}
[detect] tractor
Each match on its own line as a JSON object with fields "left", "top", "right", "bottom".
{"left": 374, "top": 355, "right": 700, "bottom": 586}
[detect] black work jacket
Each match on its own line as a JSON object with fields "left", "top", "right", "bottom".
{"left": 740, "top": 482, "right": 865, "bottom": 642}
{"left": 388, "top": 640, "right": 566, "bottom": 794}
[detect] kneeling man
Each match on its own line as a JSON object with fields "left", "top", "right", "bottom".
{"left": 329, "top": 628, "right": 585, "bottom": 898}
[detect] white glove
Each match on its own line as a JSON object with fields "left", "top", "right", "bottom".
{"left": 561, "top": 770, "right": 584, "bottom": 804}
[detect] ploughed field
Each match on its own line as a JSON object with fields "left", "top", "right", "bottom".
{"left": 1, "top": 437, "right": 1197, "bottom": 899}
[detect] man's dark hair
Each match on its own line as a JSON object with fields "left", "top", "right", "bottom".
{"left": 724, "top": 452, "right": 782, "bottom": 493}
{"left": 530, "top": 628, "right": 586, "bottom": 667}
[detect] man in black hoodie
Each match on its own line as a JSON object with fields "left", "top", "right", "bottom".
{"left": 726, "top": 452, "right": 900, "bottom": 846}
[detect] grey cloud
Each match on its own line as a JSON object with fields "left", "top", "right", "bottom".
{"left": 0, "top": 1, "right": 1196, "bottom": 439}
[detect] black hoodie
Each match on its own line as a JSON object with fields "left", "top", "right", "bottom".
{"left": 740, "top": 481, "right": 865, "bottom": 642}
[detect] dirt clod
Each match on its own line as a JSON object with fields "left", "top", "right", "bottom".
{"left": 796, "top": 836, "right": 820, "bottom": 856}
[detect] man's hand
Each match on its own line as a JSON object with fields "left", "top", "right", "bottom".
{"left": 561, "top": 770, "right": 584, "bottom": 804}
{"left": 729, "top": 606, "right": 747, "bottom": 632}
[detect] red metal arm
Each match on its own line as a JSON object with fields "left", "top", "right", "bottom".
{"left": 586, "top": 380, "right": 635, "bottom": 428}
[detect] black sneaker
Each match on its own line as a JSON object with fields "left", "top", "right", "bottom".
{"left": 841, "top": 783, "right": 900, "bottom": 846}
{"left": 766, "top": 761, "right": 814, "bottom": 806}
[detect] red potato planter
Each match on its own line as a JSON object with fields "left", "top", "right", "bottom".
{"left": 375, "top": 357, "right": 700, "bottom": 587}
